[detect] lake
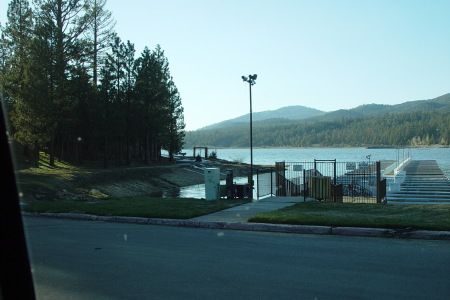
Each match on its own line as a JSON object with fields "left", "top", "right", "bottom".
{"left": 175, "top": 147, "right": 450, "bottom": 198}
{"left": 183, "top": 147, "right": 450, "bottom": 178}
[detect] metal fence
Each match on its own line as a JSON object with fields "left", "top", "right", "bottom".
{"left": 257, "top": 160, "right": 387, "bottom": 203}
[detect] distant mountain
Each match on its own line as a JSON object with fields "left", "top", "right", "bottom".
{"left": 184, "top": 93, "right": 450, "bottom": 148}
{"left": 197, "top": 94, "right": 450, "bottom": 132}
{"left": 198, "top": 105, "right": 326, "bottom": 130}
{"left": 304, "top": 93, "right": 450, "bottom": 122}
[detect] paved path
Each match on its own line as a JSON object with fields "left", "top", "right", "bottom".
{"left": 190, "top": 196, "right": 312, "bottom": 222}
{"left": 388, "top": 160, "right": 450, "bottom": 204}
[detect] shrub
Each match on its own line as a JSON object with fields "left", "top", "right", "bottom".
{"left": 209, "top": 151, "right": 217, "bottom": 160}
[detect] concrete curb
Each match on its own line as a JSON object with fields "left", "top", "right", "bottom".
{"left": 23, "top": 212, "right": 450, "bottom": 241}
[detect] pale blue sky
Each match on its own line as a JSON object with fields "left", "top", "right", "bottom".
{"left": 2, "top": 0, "right": 450, "bottom": 130}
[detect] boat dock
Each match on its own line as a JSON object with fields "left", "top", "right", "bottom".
{"left": 387, "top": 160, "right": 450, "bottom": 204}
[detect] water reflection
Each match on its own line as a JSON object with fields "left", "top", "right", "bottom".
{"left": 149, "top": 184, "right": 206, "bottom": 199}
{"left": 155, "top": 177, "right": 251, "bottom": 199}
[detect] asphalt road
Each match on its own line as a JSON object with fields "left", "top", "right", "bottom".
{"left": 23, "top": 217, "right": 450, "bottom": 300}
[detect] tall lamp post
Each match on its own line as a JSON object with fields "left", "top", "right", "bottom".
{"left": 242, "top": 74, "right": 257, "bottom": 197}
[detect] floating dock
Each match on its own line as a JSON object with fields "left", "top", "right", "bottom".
{"left": 387, "top": 160, "right": 450, "bottom": 204}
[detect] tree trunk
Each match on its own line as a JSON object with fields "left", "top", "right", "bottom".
{"left": 144, "top": 131, "right": 149, "bottom": 164}
{"left": 103, "top": 136, "right": 108, "bottom": 168}
{"left": 49, "top": 136, "right": 55, "bottom": 167}
{"left": 33, "top": 142, "right": 39, "bottom": 168}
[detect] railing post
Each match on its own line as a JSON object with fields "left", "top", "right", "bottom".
{"left": 270, "top": 167, "right": 273, "bottom": 197}
{"left": 256, "top": 168, "right": 259, "bottom": 200}
{"left": 376, "top": 161, "right": 381, "bottom": 203}
{"left": 333, "top": 160, "right": 337, "bottom": 202}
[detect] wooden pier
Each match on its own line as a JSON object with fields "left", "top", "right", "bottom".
{"left": 387, "top": 160, "right": 450, "bottom": 204}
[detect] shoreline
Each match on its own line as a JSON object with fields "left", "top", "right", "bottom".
{"left": 183, "top": 145, "right": 449, "bottom": 150}
{"left": 17, "top": 157, "right": 255, "bottom": 202}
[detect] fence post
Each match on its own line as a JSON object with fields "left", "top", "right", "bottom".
{"left": 270, "top": 167, "right": 273, "bottom": 197}
{"left": 333, "top": 160, "right": 337, "bottom": 202}
{"left": 303, "top": 168, "right": 306, "bottom": 202}
{"left": 256, "top": 168, "right": 259, "bottom": 200}
{"left": 376, "top": 161, "right": 381, "bottom": 203}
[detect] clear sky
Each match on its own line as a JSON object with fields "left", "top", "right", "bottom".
{"left": 2, "top": 0, "right": 450, "bottom": 130}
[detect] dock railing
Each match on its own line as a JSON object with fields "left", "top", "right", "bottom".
{"left": 257, "top": 160, "right": 387, "bottom": 203}
{"left": 382, "top": 150, "right": 412, "bottom": 191}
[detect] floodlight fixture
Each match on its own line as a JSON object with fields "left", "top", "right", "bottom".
{"left": 241, "top": 73, "right": 258, "bottom": 198}
{"left": 242, "top": 73, "right": 257, "bottom": 86}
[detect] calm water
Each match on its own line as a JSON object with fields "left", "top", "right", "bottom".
{"left": 184, "top": 147, "right": 450, "bottom": 177}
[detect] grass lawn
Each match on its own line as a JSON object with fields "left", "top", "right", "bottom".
{"left": 23, "top": 197, "right": 251, "bottom": 219}
{"left": 248, "top": 201, "right": 450, "bottom": 231}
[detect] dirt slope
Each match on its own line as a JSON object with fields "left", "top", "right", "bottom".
{"left": 15, "top": 159, "right": 252, "bottom": 202}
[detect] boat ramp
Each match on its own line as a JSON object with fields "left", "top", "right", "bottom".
{"left": 386, "top": 160, "right": 450, "bottom": 204}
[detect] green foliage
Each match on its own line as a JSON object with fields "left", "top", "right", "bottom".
{"left": 1, "top": 0, "right": 185, "bottom": 167}
{"left": 209, "top": 151, "right": 217, "bottom": 159}
{"left": 249, "top": 202, "right": 450, "bottom": 231}
{"left": 23, "top": 197, "right": 251, "bottom": 219}
{"left": 185, "top": 109, "right": 450, "bottom": 148}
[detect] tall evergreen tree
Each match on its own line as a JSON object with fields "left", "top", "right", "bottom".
{"left": 163, "top": 79, "right": 185, "bottom": 159}
{"left": 1, "top": 0, "right": 36, "bottom": 161}
{"left": 1, "top": 0, "right": 34, "bottom": 106}
{"left": 122, "top": 40, "right": 135, "bottom": 165}
{"left": 2, "top": 0, "right": 187, "bottom": 167}
{"left": 135, "top": 45, "right": 184, "bottom": 162}
{"left": 135, "top": 47, "right": 159, "bottom": 163}
{"left": 11, "top": 21, "right": 55, "bottom": 166}
{"left": 85, "top": 0, "right": 115, "bottom": 88}
{"left": 32, "top": 0, "right": 92, "bottom": 165}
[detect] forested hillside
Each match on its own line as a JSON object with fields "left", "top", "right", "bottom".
{"left": 303, "top": 93, "right": 450, "bottom": 123}
{"left": 200, "top": 105, "right": 325, "bottom": 130}
{"left": 185, "top": 108, "right": 450, "bottom": 148}
{"left": 0, "top": 0, "right": 185, "bottom": 167}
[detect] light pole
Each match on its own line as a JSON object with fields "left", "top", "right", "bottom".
{"left": 242, "top": 74, "right": 257, "bottom": 197}
{"left": 366, "top": 154, "right": 371, "bottom": 173}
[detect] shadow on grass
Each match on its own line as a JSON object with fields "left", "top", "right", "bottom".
{"left": 23, "top": 197, "right": 251, "bottom": 219}
{"left": 248, "top": 202, "right": 450, "bottom": 231}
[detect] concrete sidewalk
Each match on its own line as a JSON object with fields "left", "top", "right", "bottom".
{"left": 191, "top": 196, "right": 312, "bottom": 223}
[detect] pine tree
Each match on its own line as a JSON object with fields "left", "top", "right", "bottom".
{"left": 85, "top": 0, "right": 116, "bottom": 88}
{"left": 1, "top": 0, "right": 34, "bottom": 107}
{"left": 134, "top": 47, "right": 153, "bottom": 163}
{"left": 1, "top": 0, "right": 36, "bottom": 163}
{"left": 122, "top": 40, "right": 135, "bottom": 165}
{"left": 163, "top": 78, "right": 185, "bottom": 159}
{"left": 32, "top": 0, "right": 92, "bottom": 166}
{"left": 11, "top": 21, "right": 55, "bottom": 167}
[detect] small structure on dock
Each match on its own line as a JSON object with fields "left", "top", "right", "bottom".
{"left": 193, "top": 146, "right": 208, "bottom": 159}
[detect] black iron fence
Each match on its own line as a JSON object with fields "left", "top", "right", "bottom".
{"left": 257, "top": 160, "right": 387, "bottom": 203}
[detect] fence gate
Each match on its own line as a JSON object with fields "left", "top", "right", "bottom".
{"left": 257, "top": 160, "right": 386, "bottom": 203}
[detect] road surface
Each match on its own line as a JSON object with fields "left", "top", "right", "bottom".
{"left": 23, "top": 217, "right": 450, "bottom": 300}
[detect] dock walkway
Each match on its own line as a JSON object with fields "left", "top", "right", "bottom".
{"left": 387, "top": 160, "right": 450, "bottom": 204}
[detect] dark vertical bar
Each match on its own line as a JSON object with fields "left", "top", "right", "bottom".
{"left": 333, "top": 160, "right": 337, "bottom": 202}
{"left": 249, "top": 82, "right": 253, "bottom": 197}
{"left": 303, "top": 168, "right": 306, "bottom": 202}
{"left": 376, "top": 161, "right": 381, "bottom": 203}
{"left": 256, "top": 168, "right": 259, "bottom": 200}
{"left": 270, "top": 167, "right": 273, "bottom": 196}
{"left": 0, "top": 107, "right": 36, "bottom": 299}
